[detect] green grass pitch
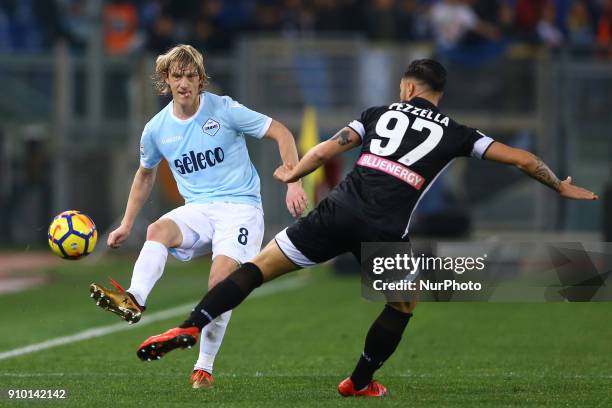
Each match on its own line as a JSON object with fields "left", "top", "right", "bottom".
{"left": 0, "top": 256, "right": 610, "bottom": 407}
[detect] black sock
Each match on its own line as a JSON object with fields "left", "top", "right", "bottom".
{"left": 179, "top": 262, "right": 264, "bottom": 330}
{"left": 350, "top": 305, "right": 412, "bottom": 390}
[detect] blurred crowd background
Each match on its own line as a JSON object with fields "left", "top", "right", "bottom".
{"left": 1, "top": 0, "right": 611, "bottom": 249}
{"left": 2, "top": 0, "right": 612, "bottom": 57}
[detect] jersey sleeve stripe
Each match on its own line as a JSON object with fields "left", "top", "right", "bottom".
{"left": 471, "top": 136, "right": 495, "bottom": 159}
{"left": 139, "top": 159, "right": 160, "bottom": 169}
{"left": 347, "top": 120, "right": 365, "bottom": 140}
{"left": 256, "top": 116, "right": 273, "bottom": 139}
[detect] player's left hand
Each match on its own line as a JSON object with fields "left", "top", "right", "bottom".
{"left": 286, "top": 182, "right": 309, "bottom": 217}
{"left": 558, "top": 177, "right": 598, "bottom": 200}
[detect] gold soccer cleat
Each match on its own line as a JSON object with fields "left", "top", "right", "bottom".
{"left": 89, "top": 277, "right": 145, "bottom": 324}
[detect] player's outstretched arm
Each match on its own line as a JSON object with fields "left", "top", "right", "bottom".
{"left": 483, "top": 141, "right": 598, "bottom": 200}
{"left": 107, "top": 166, "right": 158, "bottom": 248}
{"left": 263, "top": 119, "right": 308, "bottom": 217}
{"left": 274, "top": 127, "right": 362, "bottom": 183}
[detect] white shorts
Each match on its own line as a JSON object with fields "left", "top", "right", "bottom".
{"left": 161, "top": 202, "right": 264, "bottom": 264}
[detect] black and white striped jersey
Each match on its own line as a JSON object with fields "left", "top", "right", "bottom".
{"left": 326, "top": 97, "right": 494, "bottom": 239}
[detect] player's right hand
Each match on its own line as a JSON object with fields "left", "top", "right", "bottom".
{"left": 107, "top": 224, "right": 131, "bottom": 248}
{"left": 273, "top": 163, "right": 295, "bottom": 183}
{"left": 558, "top": 177, "right": 598, "bottom": 200}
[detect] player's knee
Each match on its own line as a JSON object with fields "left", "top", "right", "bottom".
{"left": 208, "top": 277, "right": 219, "bottom": 289}
{"left": 146, "top": 220, "right": 180, "bottom": 247}
{"left": 209, "top": 256, "right": 241, "bottom": 289}
{"left": 252, "top": 241, "right": 297, "bottom": 282}
{"left": 208, "top": 275, "right": 224, "bottom": 289}
{"left": 146, "top": 222, "right": 164, "bottom": 242}
{"left": 387, "top": 300, "right": 417, "bottom": 314}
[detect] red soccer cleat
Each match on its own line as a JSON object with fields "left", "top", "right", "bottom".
{"left": 190, "top": 369, "right": 214, "bottom": 389}
{"left": 137, "top": 327, "right": 199, "bottom": 361}
{"left": 337, "top": 377, "right": 388, "bottom": 398}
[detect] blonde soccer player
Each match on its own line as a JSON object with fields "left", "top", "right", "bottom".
{"left": 89, "top": 44, "right": 307, "bottom": 388}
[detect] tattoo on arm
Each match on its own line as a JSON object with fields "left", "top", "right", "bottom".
{"left": 531, "top": 157, "right": 561, "bottom": 191}
{"left": 330, "top": 129, "right": 352, "bottom": 146}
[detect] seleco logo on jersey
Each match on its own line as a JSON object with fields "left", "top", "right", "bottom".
{"left": 202, "top": 119, "right": 220, "bottom": 136}
{"left": 174, "top": 148, "right": 225, "bottom": 174}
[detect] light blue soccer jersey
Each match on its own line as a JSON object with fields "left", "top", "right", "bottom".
{"left": 139, "top": 92, "right": 272, "bottom": 207}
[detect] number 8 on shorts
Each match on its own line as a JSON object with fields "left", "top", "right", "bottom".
{"left": 238, "top": 227, "right": 249, "bottom": 245}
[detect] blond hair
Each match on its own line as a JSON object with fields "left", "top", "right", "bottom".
{"left": 153, "top": 44, "right": 209, "bottom": 95}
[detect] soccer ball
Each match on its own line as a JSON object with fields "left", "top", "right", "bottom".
{"left": 47, "top": 210, "right": 98, "bottom": 259}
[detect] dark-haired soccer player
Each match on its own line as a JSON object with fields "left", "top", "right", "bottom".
{"left": 135, "top": 59, "right": 598, "bottom": 397}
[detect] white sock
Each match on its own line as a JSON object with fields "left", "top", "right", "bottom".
{"left": 127, "top": 240, "right": 168, "bottom": 306}
{"left": 194, "top": 310, "right": 232, "bottom": 373}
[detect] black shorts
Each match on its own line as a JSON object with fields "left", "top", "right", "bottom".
{"left": 274, "top": 197, "right": 405, "bottom": 267}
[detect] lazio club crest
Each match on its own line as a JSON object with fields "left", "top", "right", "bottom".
{"left": 202, "top": 119, "right": 220, "bottom": 136}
